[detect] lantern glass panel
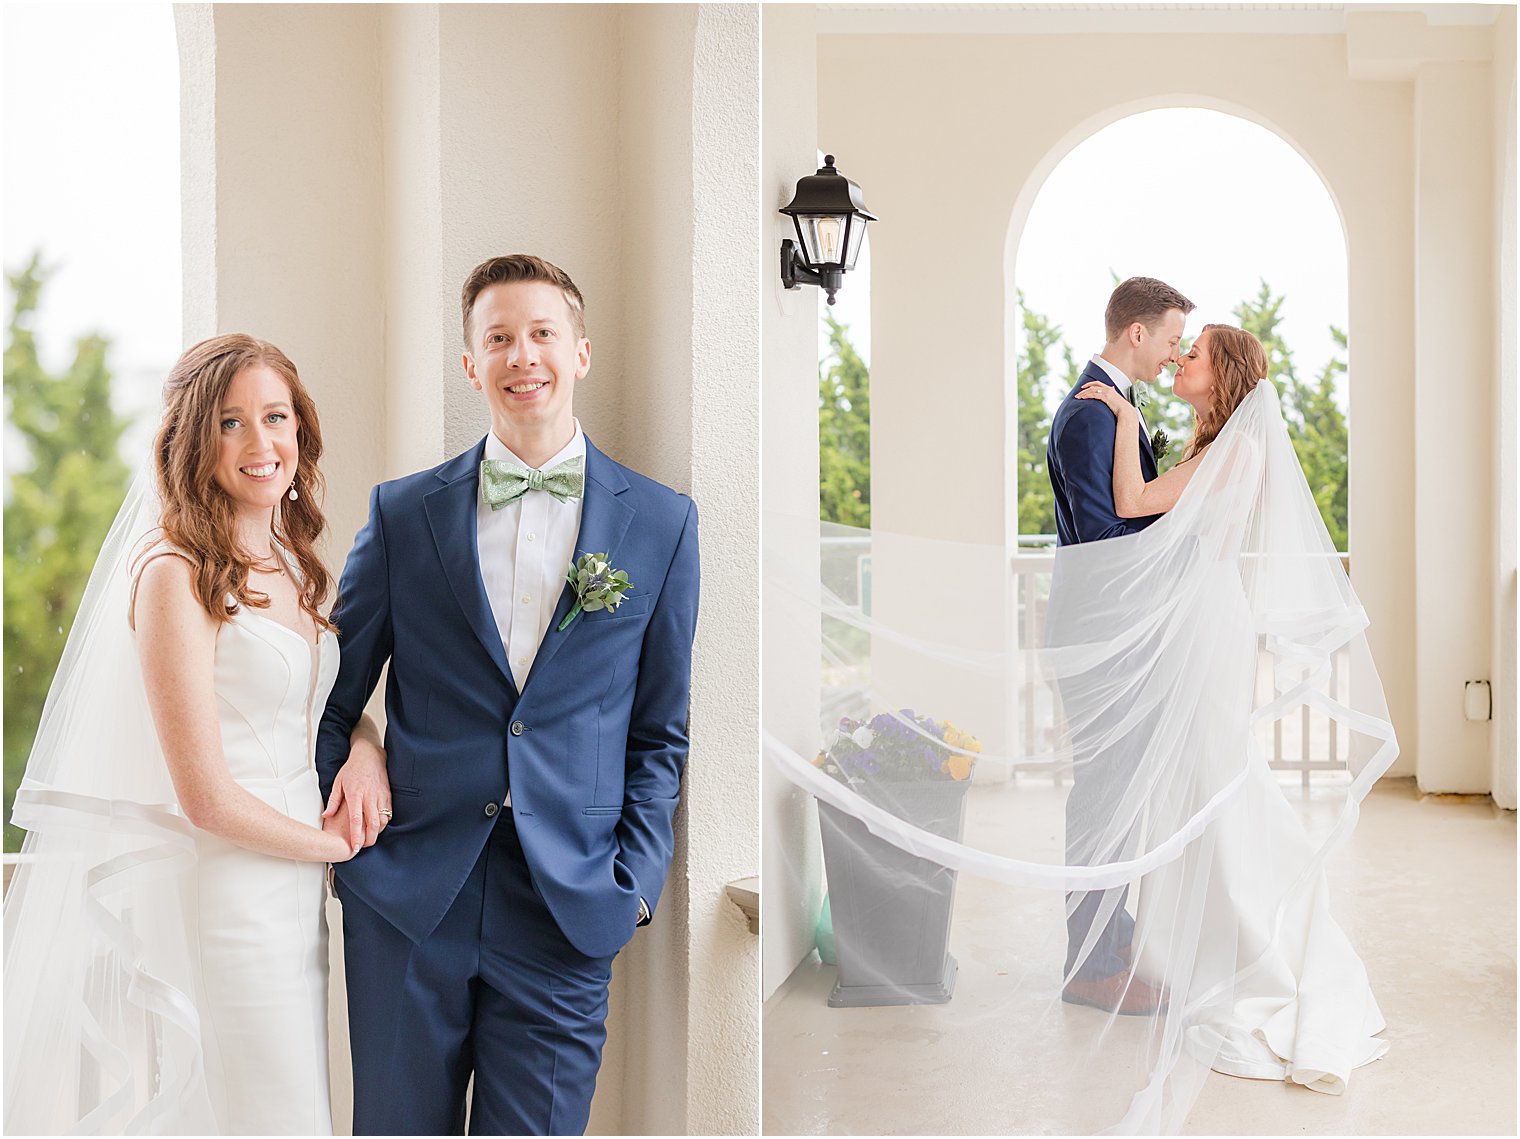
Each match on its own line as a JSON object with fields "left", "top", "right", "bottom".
{"left": 843, "top": 215, "right": 867, "bottom": 271}
{"left": 799, "top": 213, "right": 849, "bottom": 268}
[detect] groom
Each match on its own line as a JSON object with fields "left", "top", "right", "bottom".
{"left": 317, "top": 254, "right": 699, "bottom": 1134}
{"left": 1045, "top": 276, "right": 1192, "bottom": 1016}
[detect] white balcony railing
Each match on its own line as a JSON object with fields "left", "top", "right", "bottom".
{"left": 1012, "top": 542, "right": 1352, "bottom": 788}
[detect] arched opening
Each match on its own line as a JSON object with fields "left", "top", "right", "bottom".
{"left": 1005, "top": 106, "right": 1350, "bottom": 782}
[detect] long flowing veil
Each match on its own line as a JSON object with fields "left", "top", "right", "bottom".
{"left": 764, "top": 382, "right": 1397, "bottom": 1134}
{"left": 4, "top": 466, "right": 219, "bottom": 1133}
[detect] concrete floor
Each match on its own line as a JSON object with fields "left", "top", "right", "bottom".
{"left": 762, "top": 778, "right": 1516, "bottom": 1135}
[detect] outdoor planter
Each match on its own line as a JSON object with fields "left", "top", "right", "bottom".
{"left": 817, "top": 775, "right": 971, "bottom": 1008}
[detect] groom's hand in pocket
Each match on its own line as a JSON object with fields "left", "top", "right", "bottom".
{"left": 323, "top": 715, "right": 392, "bottom": 852}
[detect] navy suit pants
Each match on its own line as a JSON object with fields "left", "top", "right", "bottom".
{"left": 339, "top": 815, "right": 615, "bottom": 1135}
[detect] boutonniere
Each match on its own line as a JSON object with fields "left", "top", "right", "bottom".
{"left": 1151, "top": 427, "right": 1171, "bottom": 463}
{"left": 557, "top": 552, "right": 633, "bottom": 632}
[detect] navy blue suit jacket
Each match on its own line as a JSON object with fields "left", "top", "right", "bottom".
{"left": 316, "top": 436, "right": 698, "bottom": 960}
{"left": 1046, "top": 361, "right": 1163, "bottom": 546}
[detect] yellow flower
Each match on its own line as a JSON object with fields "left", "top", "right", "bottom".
{"left": 812, "top": 751, "right": 828, "bottom": 767}
{"left": 944, "top": 753, "right": 974, "bottom": 781}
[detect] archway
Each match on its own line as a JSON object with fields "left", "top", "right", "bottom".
{"left": 1004, "top": 105, "right": 1351, "bottom": 780}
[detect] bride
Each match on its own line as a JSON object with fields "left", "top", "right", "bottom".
{"left": 4, "top": 334, "right": 386, "bottom": 1134}
{"left": 1076, "top": 324, "right": 1389, "bottom": 1094}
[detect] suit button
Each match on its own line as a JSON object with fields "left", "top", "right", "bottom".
{"left": 510, "top": 721, "right": 525, "bottom": 736}
{"left": 484, "top": 802, "right": 499, "bottom": 818}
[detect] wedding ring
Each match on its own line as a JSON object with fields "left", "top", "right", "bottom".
{"left": 379, "top": 808, "right": 393, "bottom": 819}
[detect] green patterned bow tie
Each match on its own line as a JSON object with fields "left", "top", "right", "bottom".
{"left": 480, "top": 456, "right": 585, "bottom": 508}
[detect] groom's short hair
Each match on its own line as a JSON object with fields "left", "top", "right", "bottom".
{"left": 462, "top": 254, "right": 587, "bottom": 345}
{"left": 1104, "top": 277, "right": 1195, "bottom": 343}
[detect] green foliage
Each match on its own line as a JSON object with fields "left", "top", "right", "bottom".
{"left": 4, "top": 254, "right": 133, "bottom": 851}
{"left": 819, "top": 311, "right": 871, "bottom": 528}
{"left": 1014, "top": 290, "right": 1076, "bottom": 536}
{"left": 1287, "top": 326, "right": 1349, "bottom": 552}
{"left": 1232, "top": 282, "right": 1348, "bottom": 551}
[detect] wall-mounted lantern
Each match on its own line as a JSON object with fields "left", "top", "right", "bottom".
{"left": 779, "top": 154, "right": 877, "bottom": 305}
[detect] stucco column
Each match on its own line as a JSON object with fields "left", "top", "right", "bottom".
{"left": 1412, "top": 60, "right": 1495, "bottom": 793}
{"left": 760, "top": 3, "right": 824, "bottom": 999}
{"left": 606, "top": 10, "right": 761, "bottom": 1133}
{"left": 177, "top": 3, "right": 387, "bottom": 567}
{"left": 818, "top": 38, "right": 1014, "bottom": 790}
{"left": 1491, "top": 8, "right": 1516, "bottom": 810}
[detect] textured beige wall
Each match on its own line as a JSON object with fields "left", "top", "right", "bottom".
{"left": 679, "top": 7, "right": 761, "bottom": 1132}
{"left": 178, "top": 3, "right": 387, "bottom": 573}
{"left": 759, "top": 3, "right": 825, "bottom": 1001}
{"left": 610, "top": 7, "right": 760, "bottom": 1134}
{"left": 1490, "top": 6, "right": 1516, "bottom": 810}
{"left": 379, "top": 5, "right": 448, "bottom": 479}
{"left": 1413, "top": 60, "right": 1496, "bottom": 793}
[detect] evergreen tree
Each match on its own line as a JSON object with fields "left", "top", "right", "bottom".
{"left": 1233, "top": 279, "right": 1299, "bottom": 391}
{"left": 1289, "top": 326, "right": 1349, "bottom": 552}
{"left": 1232, "top": 281, "right": 1348, "bottom": 551}
{"left": 1014, "top": 289, "right": 1073, "bottom": 537}
{"left": 818, "top": 311, "right": 871, "bottom": 528}
{"left": 4, "top": 254, "right": 133, "bottom": 850}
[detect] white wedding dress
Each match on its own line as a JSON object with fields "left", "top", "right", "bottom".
{"left": 4, "top": 531, "right": 338, "bottom": 1135}
{"left": 171, "top": 548, "right": 339, "bottom": 1133}
{"left": 1131, "top": 564, "right": 1388, "bottom": 1097}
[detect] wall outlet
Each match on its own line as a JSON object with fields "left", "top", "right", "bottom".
{"left": 1464, "top": 680, "right": 1492, "bottom": 722}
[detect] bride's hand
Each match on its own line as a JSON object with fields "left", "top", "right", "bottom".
{"left": 1076, "top": 381, "right": 1136, "bottom": 420}
{"left": 321, "top": 812, "right": 358, "bottom": 862}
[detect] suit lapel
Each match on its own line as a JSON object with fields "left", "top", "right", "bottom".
{"left": 1138, "top": 417, "right": 1157, "bottom": 473}
{"left": 1077, "top": 362, "right": 1159, "bottom": 477}
{"left": 422, "top": 439, "right": 520, "bottom": 697}
{"left": 524, "top": 437, "right": 634, "bottom": 688}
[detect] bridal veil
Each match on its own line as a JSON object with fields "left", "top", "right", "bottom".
{"left": 4, "top": 469, "right": 220, "bottom": 1133}
{"left": 765, "top": 381, "right": 1397, "bottom": 1133}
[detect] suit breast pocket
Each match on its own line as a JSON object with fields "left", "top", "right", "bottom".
{"left": 583, "top": 593, "right": 653, "bottom": 622}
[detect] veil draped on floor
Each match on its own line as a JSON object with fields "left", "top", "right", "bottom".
{"left": 765, "top": 382, "right": 1396, "bottom": 1134}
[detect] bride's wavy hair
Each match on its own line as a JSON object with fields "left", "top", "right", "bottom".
{"left": 151, "top": 334, "right": 335, "bottom": 632}
{"left": 1185, "top": 323, "right": 1270, "bottom": 460}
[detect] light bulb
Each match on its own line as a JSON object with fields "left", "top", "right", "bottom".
{"left": 816, "top": 217, "right": 842, "bottom": 262}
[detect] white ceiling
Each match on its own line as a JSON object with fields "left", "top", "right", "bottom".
{"left": 811, "top": 3, "right": 1504, "bottom": 35}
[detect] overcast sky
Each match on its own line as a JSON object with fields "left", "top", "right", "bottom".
{"left": 828, "top": 107, "right": 1349, "bottom": 409}
{"left": 3, "top": 2, "right": 180, "bottom": 449}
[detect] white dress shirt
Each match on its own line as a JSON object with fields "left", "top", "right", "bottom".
{"left": 1091, "top": 354, "right": 1147, "bottom": 432}
{"left": 476, "top": 422, "right": 586, "bottom": 692}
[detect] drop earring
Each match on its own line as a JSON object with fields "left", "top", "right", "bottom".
{"left": 288, "top": 479, "right": 299, "bottom": 502}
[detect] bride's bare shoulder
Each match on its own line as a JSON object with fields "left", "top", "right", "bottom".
{"left": 129, "top": 546, "right": 206, "bottom": 632}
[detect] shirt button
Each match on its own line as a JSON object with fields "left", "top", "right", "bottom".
{"left": 526, "top": 532, "right": 536, "bottom": 542}
{"left": 521, "top": 594, "right": 532, "bottom": 605}
{"left": 510, "top": 720, "right": 525, "bottom": 736}
{"left": 484, "top": 802, "right": 499, "bottom": 818}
